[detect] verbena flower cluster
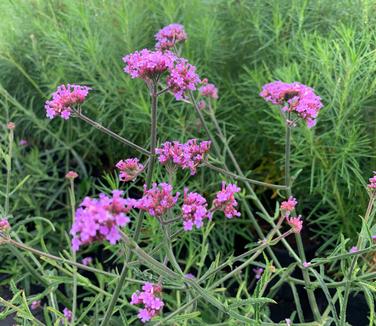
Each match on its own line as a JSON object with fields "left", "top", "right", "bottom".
{"left": 166, "top": 58, "right": 201, "bottom": 100}
{"left": 155, "top": 23, "right": 187, "bottom": 50}
{"left": 213, "top": 182, "right": 241, "bottom": 218}
{"left": 136, "top": 183, "right": 179, "bottom": 217}
{"left": 45, "top": 84, "right": 91, "bottom": 120}
{"left": 116, "top": 158, "right": 144, "bottom": 182}
{"left": 70, "top": 190, "right": 134, "bottom": 251}
{"left": 30, "top": 300, "right": 41, "bottom": 310}
{"left": 281, "top": 197, "right": 303, "bottom": 233}
{"left": 260, "top": 81, "right": 323, "bottom": 128}
{"left": 123, "top": 49, "right": 175, "bottom": 80}
{"left": 130, "top": 282, "right": 164, "bottom": 323}
{"left": 156, "top": 139, "right": 211, "bottom": 175}
{"left": 368, "top": 171, "right": 376, "bottom": 189}
{"left": 281, "top": 196, "right": 297, "bottom": 217}
{"left": 199, "top": 79, "right": 218, "bottom": 100}
{"left": 0, "top": 219, "right": 10, "bottom": 231}
{"left": 63, "top": 308, "right": 72, "bottom": 322}
{"left": 182, "top": 189, "right": 212, "bottom": 231}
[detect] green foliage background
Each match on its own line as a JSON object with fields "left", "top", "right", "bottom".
{"left": 1, "top": 0, "right": 376, "bottom": 324}
{"left": 1, "top": 0, "right": 375, "bottom": 245}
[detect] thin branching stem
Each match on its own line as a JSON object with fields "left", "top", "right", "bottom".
{"left": 75, "top": 111, "right": 150, "bottom": 156}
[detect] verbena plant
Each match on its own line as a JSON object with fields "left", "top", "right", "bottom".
{"left": 1, "top": 22, "right": 375, "bottom": 326}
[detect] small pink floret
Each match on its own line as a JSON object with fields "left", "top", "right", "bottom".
{"left": 155, "top": 23, "right": 187, "bottom": 50}
{"left": 65, "top": 170, "right": 78, "bottom": 180}
{"left": 368, "top": 171, "right": 376, "bottom": 189}
{"left": 199, "top": 82, "right": 218, "bottom": 100}
{"left": 116, "top": 158, "right": 144, "bottom": 182}
{"left": 213, "top": 182, "right": 241, "bottom": 218}
{"left": 281, "top": 196, "right": 298, "bottom": 217}
{"left": 30, "top": 300, "right": 41, "bottom": 310}
{"left": 63, "top": 308, "right": 72, "bottom": 322}
{"left": 253, "top": 267, "right": 264, "bottom": 280}
{"left": 286, "top": 215, "right": 303, "bottom": 233}
{"left": 0, "top": 219, "right": 10, "bottom": 231}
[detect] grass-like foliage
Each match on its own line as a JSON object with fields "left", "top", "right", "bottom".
{"left": 0, "top": 1, "right": 375, "bottom": 325}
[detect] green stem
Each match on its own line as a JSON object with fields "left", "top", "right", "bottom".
{"left": 100, "top": 82, "right": 158, "bottom": 326}
{"left": 203, "top": 162, "right": 287, "bottom": 190}
{"left": 284, "top": 116, "right": 321, "bottom": 322}
{"left": 76, "top": 112, "right": 150, "bottom": 156}
{"left": 339, "top": 193, "right": 375, "bottom": 325}
{"left": 5, "top": 126, "right": 13, "bottom": 214}
{"left": 68, "top": 179, "right": 77, "bottom": 326}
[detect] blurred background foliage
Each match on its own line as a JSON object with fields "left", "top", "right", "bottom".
{"left": 1, "top": 0, "right": 375, "bottom": 252}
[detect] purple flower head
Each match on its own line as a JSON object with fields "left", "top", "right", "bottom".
{"left": 30, "top": 300, "right": 41, "bottom": 310}
{"left": 199, "top": 79, "right": 218, "bottom": 100}
{"left": 167, "top": 58, "right": 200, "bottom": 100}
{"left": 156, "top": 139, "right": 211, "bottom": 175}
{"left": 82, "top": 257, "right": 93, "bottom": 266}
{"left": 130, "top": 282, "right": 164, "bottom": 323}
{"left": 70, "top": 190, "right": 135, "bottom": 251}
{"left": 123, "top": 49, "right": 175, "bottom": 80}
{"left": 260, "top": 81, "right": 323, "bottom": 128}
{"left": 155, "top": 23, "right": 187, "bottom": 50}
{"left": 0, "top": 219, "right": 10, "bottom": 231}
{"left": 45, "top": 84, "right": 91, "bottom": 120}
{"left": 213, "top": 182, "right": 241, "bottom": 218}
{"left": 253, "top": 267, "right": 264, "bottom": 280}
{"left": 182, "top": 189, "right": 211, "bottom": 231}
{"left": 116, "top": 158, "right": 144, "bottom": 182}
{"left": 63, "top": 308, "right": 72, "bottom": 322}
{"left": 19, "top": 139, "right": 28, "bottom": 146}
{"left": 349, "top": 246, "right": 359, "bottom": 253}
{"left": 136, "top": 183, "right": 179, "bottom": 217}
{"left": 303, "top": 261, "right": 311, "bottom": 268}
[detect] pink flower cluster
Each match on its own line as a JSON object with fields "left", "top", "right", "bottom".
{"left": 213, "top": 182, "right": 241, "bottom": 218}
{"left": 116, "top": 158, "right": 144, "bottom": 182}
{"left": 136, "top": 183, "right": 179, "bottom": 217}
{"left": 123, "top": 49, "right": 175, "bottom": 80}
{"left": 63, "top": 308, "right": 72, "bottom": 322}
{"left": 70, "top": 190, "right": 135, "bottom": 251}
{"left": 281, "top": 196, "right": 303, "bottom": 233}
{"left": 167, "top": 59, "right": 201, "bottom": 100}
{"left": 0, "top": 219, "right": 10, "bottom": 231}
{"left": 30, "top": 300, "right": 41, "bottom": 310}
{"left": 45, "top": 84, "right": 91, "bottom": 120}
{"left": 182, "top": 189, "right": 212, "bottom": 231}
{"left": 281, "top": 196, "right": 297, "bottom": 217}
{"left": 155, "top": 23, "right": 187, "bottom": 50}
{"left": 156, "top": 139, "right": 211, "bottom": 175}
{"left": 286, "top": 215, "right": 303, "bottom": 233}
{"left": 199, "top": 79, "right": 218, "bottom": 100}
{"left": 368, "top": 171, "right": 376, "bottom": 189}
{"left": 130, "top": 282, "right": 164, "bottom": 323}
{"left": 253, "top": 267, "right": 264, "bottom": 280}
{"left": 82, "top": 257, "right": 93, "bottom": 266}
{"left": 260, "top": 81, "right": 323, "bottom": 128}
